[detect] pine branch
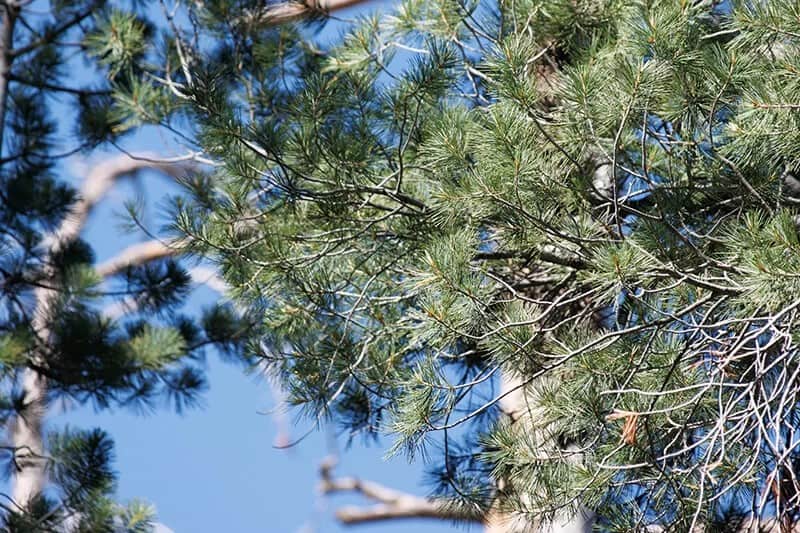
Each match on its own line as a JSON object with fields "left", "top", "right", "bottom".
{"left": 12, "top": 154, "right": 192, "bottom": 508}
{"left": 474, "top": 245, "right": 585, "bottom": 269}
{"left": 645, "top": 518, "right": 800, "bottom": 532}
{"left": 7, "top": 73, "right": 111, "bottom": 97}
{"left": 9, "top": 1, "right": 101, "bottom": 60}
{"left": 319, "top": 457, "right": 480, "bottom": 525}
{"left": 99, "top": 263, "right": 221, "bottom": 321}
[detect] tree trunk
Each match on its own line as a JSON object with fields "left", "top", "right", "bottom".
{"left": 483, "top": 372, "right": 595, "bottom": 533}
{"left": 0, "top": 1, "right": 17, "bottom": 160}
{"left": 11, "top": 369, "right": 46, "bottom": 505}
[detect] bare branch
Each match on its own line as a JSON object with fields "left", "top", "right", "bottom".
{"left": 250, "top": 0, "right": 372, "bottom": 26}
{"left": 318, "top": 456, "right": 480, "bottom": 526}
{"left": 186, "top": 266, "right": 229, "bottom": 295}
{"left": 96, "top": 240, "right": 177, "bottom": 278}
{"left": 46, "top": 155, "right": 191, "bottom": 256}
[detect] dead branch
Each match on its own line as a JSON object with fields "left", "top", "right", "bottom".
{"left": 318, "top": 456, "right": 481, "bottom": 526}
{"left": 248, "top": 0, "right": 372, "bottom": 27}
{"left": 45, "top": 155, "right": 191, "bottom": 257}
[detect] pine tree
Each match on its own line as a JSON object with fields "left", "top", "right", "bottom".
{"left": 116, "top": 0, "right": 800, "bottom": 531}
{"left": 0, "top": 1, "right": 251, "bottom": 529}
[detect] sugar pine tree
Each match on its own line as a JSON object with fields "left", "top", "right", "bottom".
{"left": 112, "top": 0, "right": 800, "bottom": 531}
{"left": 0, "top": 1, "right": 252, "bottom": 529}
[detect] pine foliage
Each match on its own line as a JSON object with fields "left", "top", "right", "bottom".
{"left": 0, "top": 1, "right": 252, "bottom": 529}
{"left": 109, "top": 0, "right": 800, "bottom": 530}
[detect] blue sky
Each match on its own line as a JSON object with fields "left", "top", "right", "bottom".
{"left": 43, "top": 1, "right": 464, "bottom": 532}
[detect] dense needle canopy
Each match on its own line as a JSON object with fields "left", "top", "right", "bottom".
{"left": 78, "top": 0, "right": 800, "bottom": 530}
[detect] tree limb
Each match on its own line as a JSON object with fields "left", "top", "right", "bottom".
{"left": 474, "top": 245, "right": 585, "bottom": 270}
{"left": 45, "top": 155, "right": 191, "bottom": 257}
{"left": 263, "top": 0, "right": 372, "bottom": 25}
{"left": 95, "top": 239, "right": 178, "bottom": 278}
{"left": 319, "top": 456, "right": 481, "bottom": 526}
{"left": 9, "top": 1, "right": 101, "bottom": 60}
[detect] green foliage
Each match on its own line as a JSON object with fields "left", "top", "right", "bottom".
{"left": 49, "top": 428, "right": 116, "bottom": 506}
{"left": 110, "top": 0, "right": 800, "bottom": 530}
{"left": 0, "top": 1, "right": 253, "bottom": 527}
{"left": 84, "top": 9, "right": 152, "bottom": 78}
{"left": 4, "top": 429, "right": 157, "bottom": 532}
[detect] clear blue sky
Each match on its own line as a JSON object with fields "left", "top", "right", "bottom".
{"left": 45, "top": 1, "right": 463, "bottom": 532}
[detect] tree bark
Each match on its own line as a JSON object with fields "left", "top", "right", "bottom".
{"left": 318, "top": 456, "right": 483, "bottom": 526}
{"left": 0, "top": 1, "right": 18, "bottom": 160}
{"left": 482, "top": 372, "right": 595, "bottom": 533}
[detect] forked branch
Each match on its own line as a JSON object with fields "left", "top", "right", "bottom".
{"left": 319, "top": 456, "right": 481, "bottom": 525}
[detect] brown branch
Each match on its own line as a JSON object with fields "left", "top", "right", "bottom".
{"left": 226, "top": 0, "right": 373, "bottom": 30}
{"left": 318, "top": 456, "right": 481, "bottom": 526}
{"left": 333, "top": 502, "right": 469, "bottom": 525}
